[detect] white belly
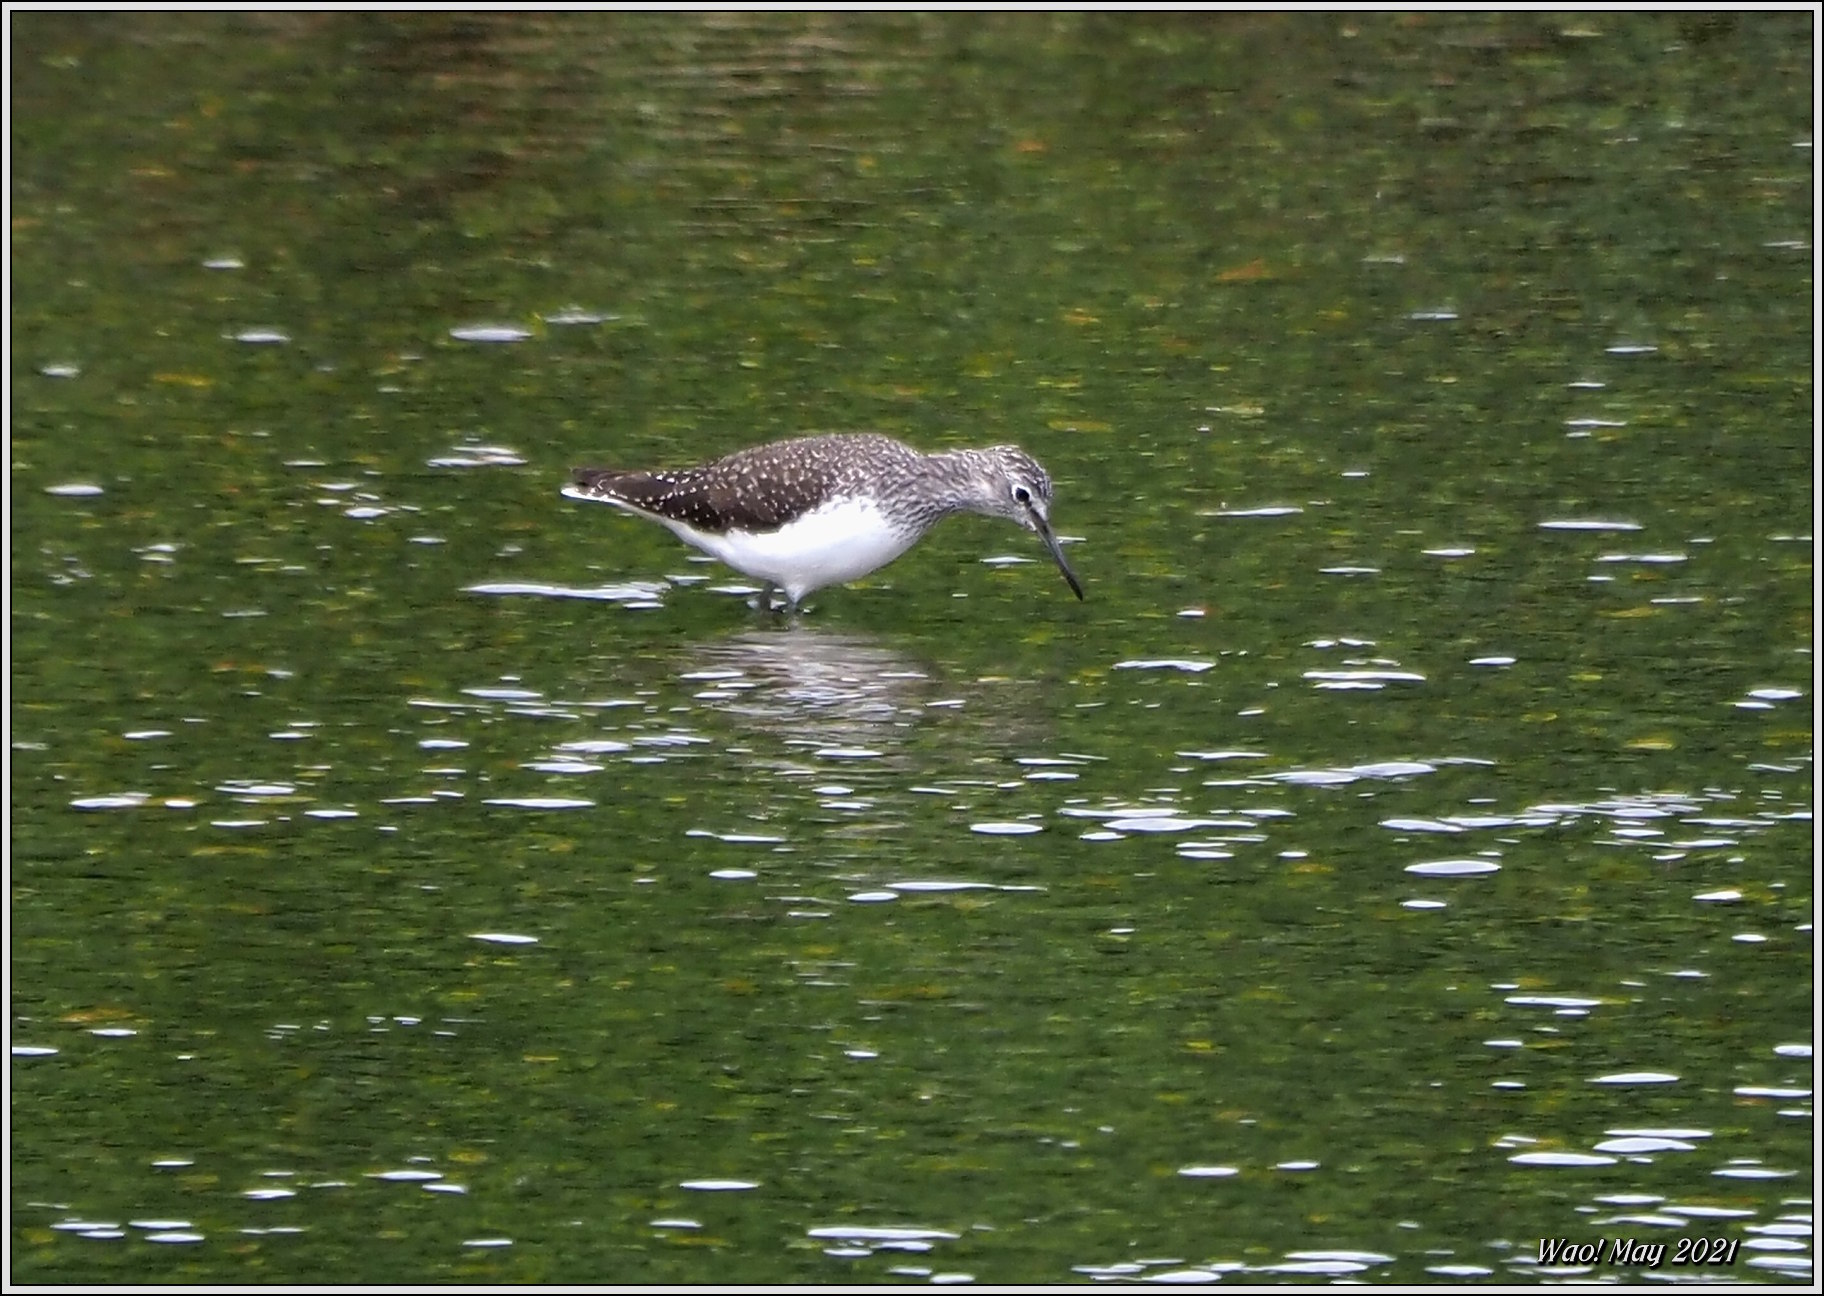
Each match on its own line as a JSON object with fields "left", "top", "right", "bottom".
{"left": 564, "top": 486, "right": 921, "bottom": 603}
{"left": 681, "top": 497, "right": 919, "bottom": 602}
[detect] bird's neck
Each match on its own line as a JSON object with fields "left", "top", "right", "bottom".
{"left": 911, "top": 448, "right": 1000, "bottom": 518}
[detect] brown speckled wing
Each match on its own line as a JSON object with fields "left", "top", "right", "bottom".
{"left": 568, "top": 468, "right": 730, "bottom": 532}
{"left": 571, "top": 434, "right": 917, "bottom": 535}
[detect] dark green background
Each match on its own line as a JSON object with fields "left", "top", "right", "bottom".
{"left": 11, "top": 11, "right": 1813, "bottom": 1284}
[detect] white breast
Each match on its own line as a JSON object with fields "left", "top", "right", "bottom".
{"left": 565, "top": 486, "right": 924, "bottom": 603}
{"left": 686, "top": 497, "right": 919, "bottom": 602}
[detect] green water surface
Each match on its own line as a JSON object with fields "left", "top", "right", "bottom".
{"left": 10, "top": 11, "right": 1814, "bottom": 1285}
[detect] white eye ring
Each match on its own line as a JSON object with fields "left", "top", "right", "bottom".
{"left": 1013, "top": 484, "right": 1033, "bottom": 505}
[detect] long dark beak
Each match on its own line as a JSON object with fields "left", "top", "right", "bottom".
{"left": 1028, "top": 508, "right": 1085, "bottom": 600}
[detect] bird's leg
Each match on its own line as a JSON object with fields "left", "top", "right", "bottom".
{"left": 751, "top": 581, "right": 780, "bottom": 613}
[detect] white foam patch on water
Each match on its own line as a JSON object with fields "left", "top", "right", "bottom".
{"left": 1106, "top": 816, "right": 1225, "bottom": 833}
{"left": 807, "top": 1225, "right": 960, "bottom": 1241}
{"left": 1509, "top": 1151, "right": 1619, "bottom": 1167}
{"left": 887, "top": 880, "right": 996, "bottom": 893}
{"left": 429, "top": 442, "right": 526, "bottom": 468}
{"left": 481, "top": 797, "right": 593, "bottom": 810}
{"left": 1539, "top": 518, "right": 1642, "bottom": 531}
{"left": 1405, "top": 859, "right": 1501, "bottom": 877}
{"left": 450, "top": 324, "right": 531, "bottom": 342}
{"left": 70, "top": 793, "right": 150, "bottom": 810}
{"left": 1589, "top": 1071, "right": 1679, "bottom": 1086}
{"left": 1594, "top": 1136, "right": 1697, "bottom": 1154}
{"left": 1305, "top": 669, "right": 1425, "bottom": 688}
{"left": 467, "top": 580, "right": 669, "bottom": 603}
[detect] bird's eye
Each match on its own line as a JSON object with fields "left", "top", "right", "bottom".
{"left": 1012, "top": 485, "right": 1033, "bottom": 506}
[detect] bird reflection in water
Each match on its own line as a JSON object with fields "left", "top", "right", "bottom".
{"left": 681, "top": 624, "right": 933, "bottom": 749}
